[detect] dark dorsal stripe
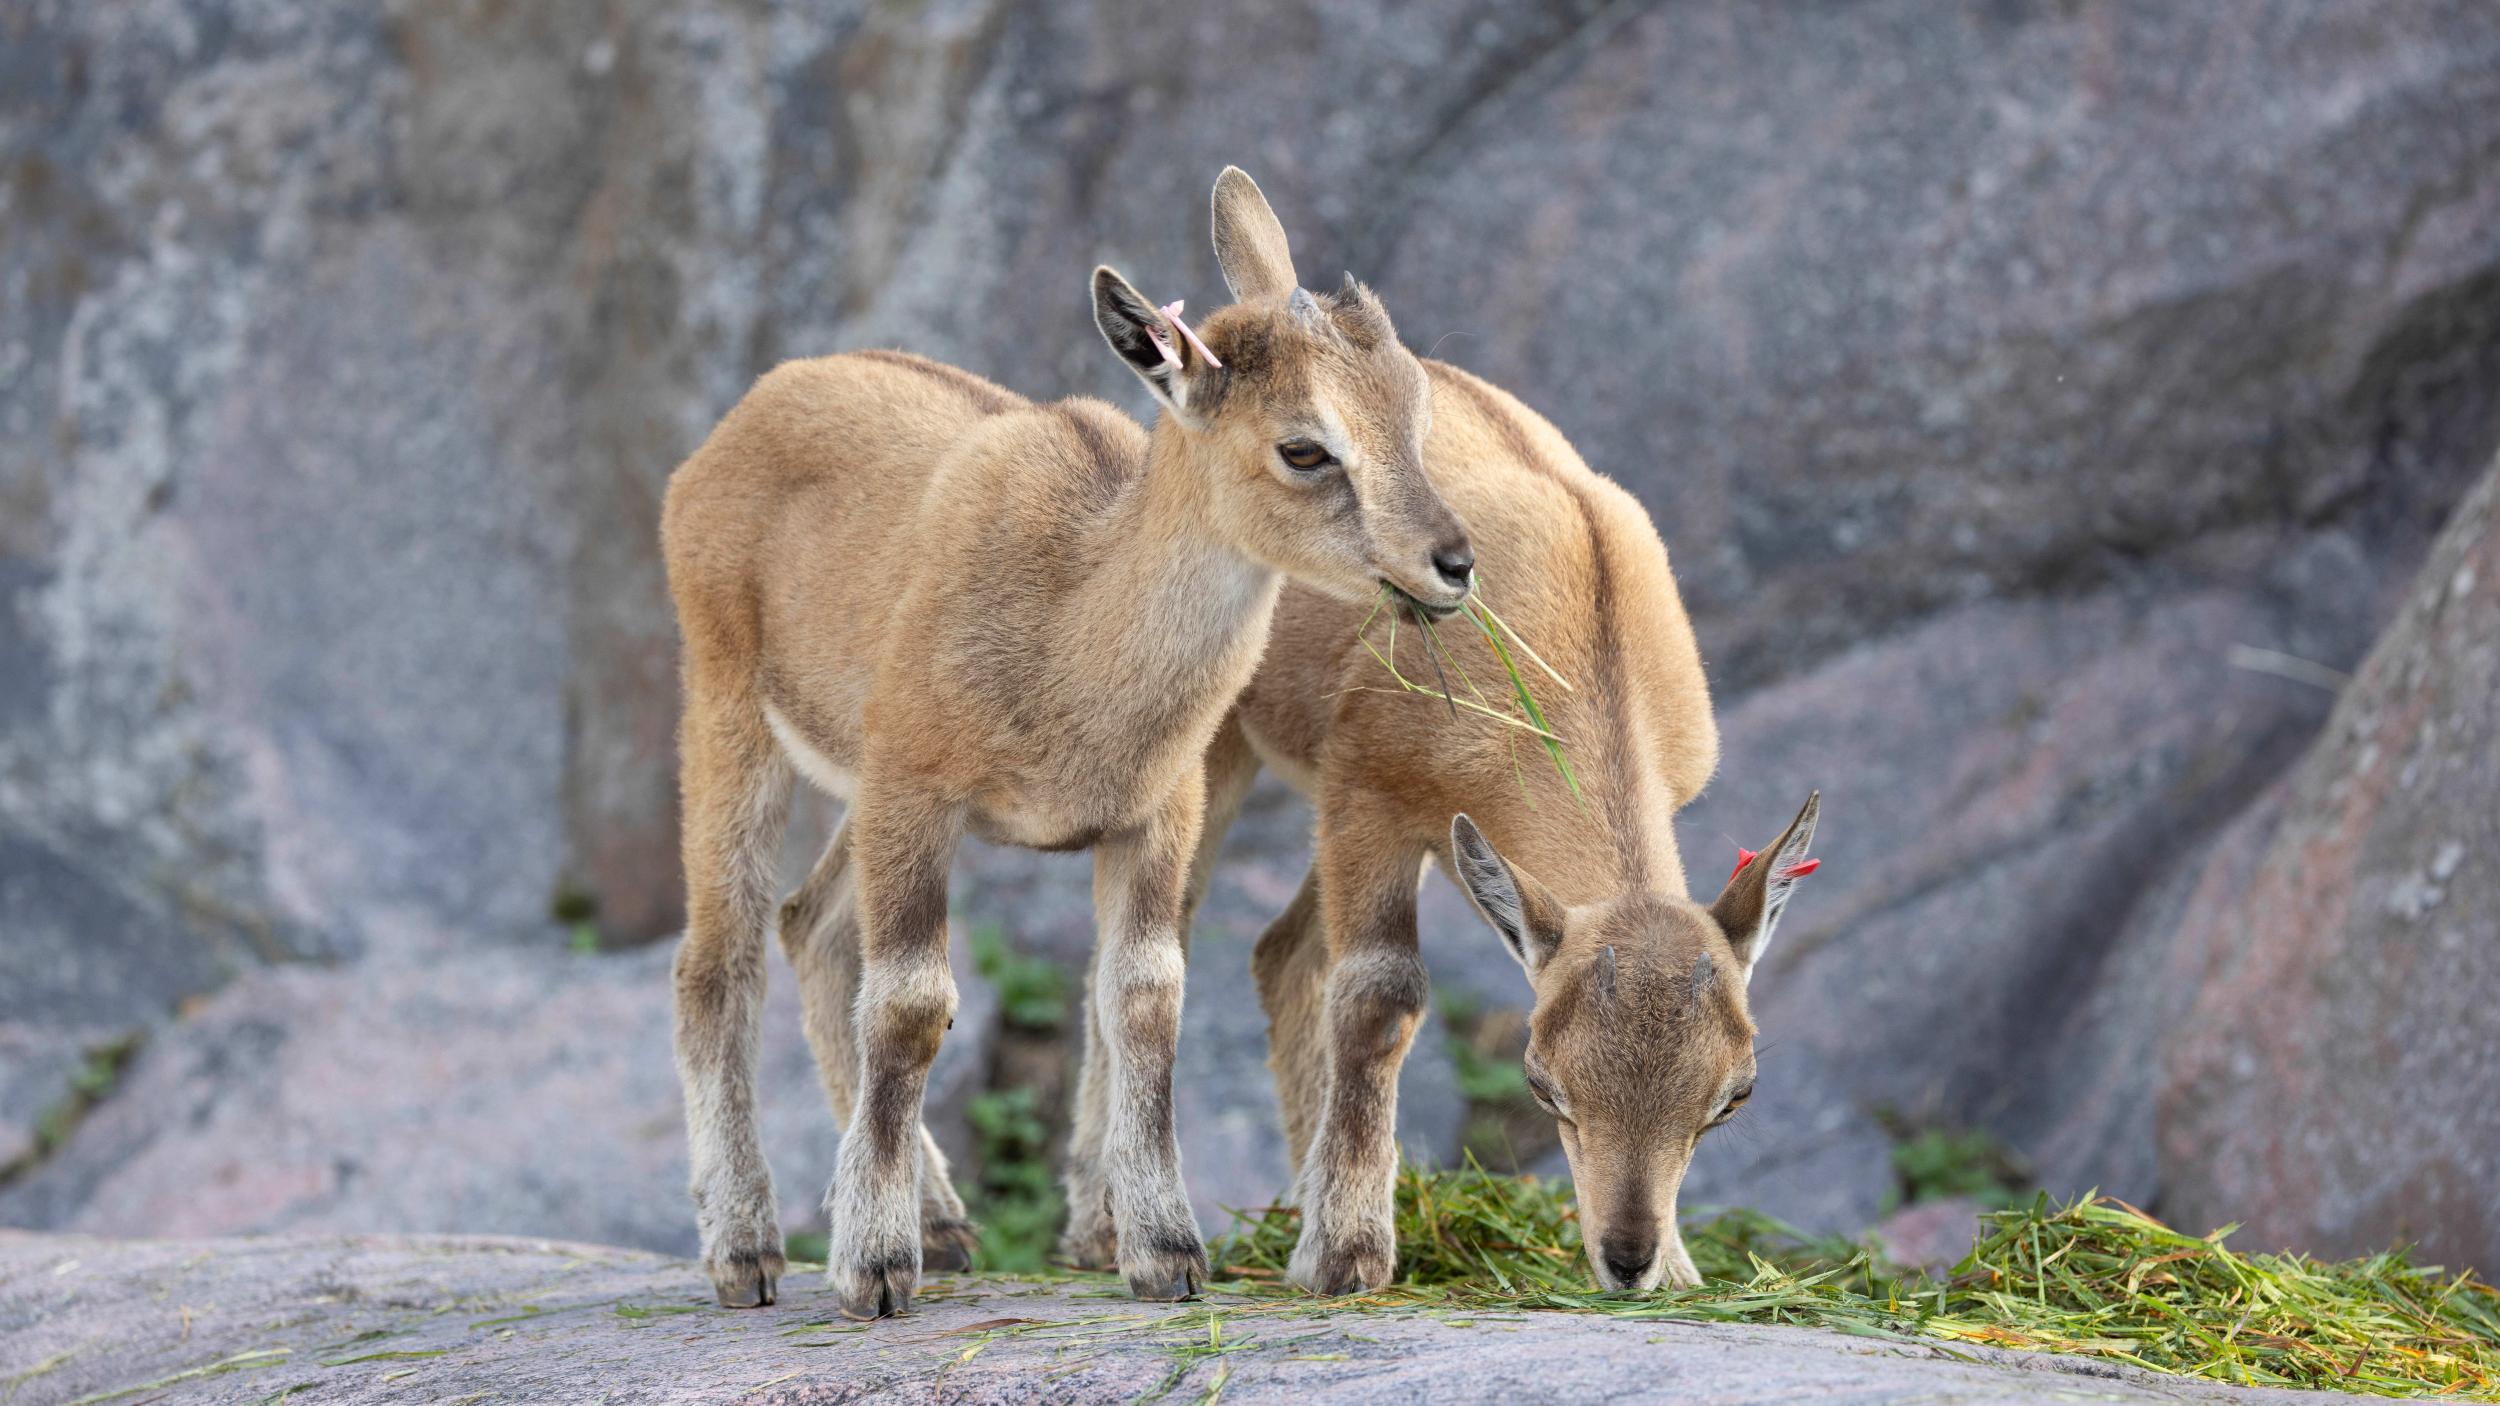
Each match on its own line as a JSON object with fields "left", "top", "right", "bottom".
{"left": 1426, "top": 361, "right": 1648, "bottom": 889}
{"left": 852, "top": 348, "right": 1021, "bottom": 415}
{"left": 1053, "top": 404, "right": 1136, "bottom": 511}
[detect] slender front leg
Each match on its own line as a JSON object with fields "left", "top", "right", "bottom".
{"left": 1289, "top": 793, "right": 1429, "bottom": 1295}
{"left": 1089, "top": 772, "right": 1210, "bottom": 1300}
{"left": 1061, "top": 716, "right": 1258, "bottom": 1271}
{"left": 824, "top": 784, "right": 962, "bottom": 1320}
{"left": 1249, "top": 869, "right": 1330, "bottom": 1173}
{"left": 1176, "top": 713, "right": 1262, "bottom": 940}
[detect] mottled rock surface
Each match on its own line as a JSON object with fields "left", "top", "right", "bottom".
{"left": 1873, "top": 1197, "right": 1991, "bottom": 1275}
{"left": 2157, "top": 463, "right": 2500, "bottom": 1271}
{"left": 1677, "top": 543, "right": 2386, "bottom": 1226}
{"left": 0, "top": 1230, "right": 2360, "bottom": 1406}
{"left": 0, "top": 944, "right": 997, "bottom": 1259}
{"left": 0, "top": 826, "right": 230, "bottom": 1172}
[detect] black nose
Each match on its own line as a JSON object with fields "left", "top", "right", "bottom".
{"left": 1599, "top": 1232, "right": 1655, "bottom": 1288}
{"left": 1431, "top": 540, "right": 1475, "bottom": 591}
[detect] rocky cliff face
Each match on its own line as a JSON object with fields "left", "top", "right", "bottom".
{"left": 3, "top": 1, "right": 2498, "bottom": 1260}
{"left": 2157, "top": 462, "right": 2500, "bottom": 1271}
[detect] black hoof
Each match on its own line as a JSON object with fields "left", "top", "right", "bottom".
{"left": 1122, "top": 1236, "right": 1207, "bottom": 1302}
{"left": 708, "top": 1249, "right": 783, "bottom": 1309}
{"left": 834, "top": 1253, "right": 916, "bottom": 1320}
{"left": 922, "top": 1218, "right": 979, "bottom": 1275}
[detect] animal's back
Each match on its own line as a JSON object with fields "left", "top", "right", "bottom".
{"left": 1238, "top": 359, "right": 1716, "bottom": 861}
{"left": 664, "top": 350, "right": 1020, "bottom": 604}
{"left": 661, "top": 350, "right": 1038, "bottom": 770}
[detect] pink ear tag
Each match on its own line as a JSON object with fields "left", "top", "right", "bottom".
{"left": 1157, "top": 300, "right": 1223, "bottom": 369}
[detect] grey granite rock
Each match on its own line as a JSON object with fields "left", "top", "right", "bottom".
{"left": 2158, "top": 458, "right": 2500, "bottom": 1271}
{"left": 8, "top": 0, "right": 2495, "bottom": 962}
{"left": 0, "top": 824, "right": 236, "bottom": 1172}
{"left": 1873, "top": 1197, "right": 1991, "bottom": 1274}
{"left": 0, "top": 942, "right": 999, "bottom": 1259}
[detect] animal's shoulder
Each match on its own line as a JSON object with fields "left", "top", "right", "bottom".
{"left": 923, "top": 395, "right": 1149, "bottom": 527}
{"left": 1036, "top": 396, "right": 1152, "bottom": 477}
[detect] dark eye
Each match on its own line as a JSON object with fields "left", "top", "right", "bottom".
{"left": 1277, "top": 439, "right": 1333, "bottom": 471}
{"left": 1525, "top": 1070, "right": 1566, "bottom": 1119}
{"left": 1707, "top": 1082, "right": 1755, "bottom": 1129}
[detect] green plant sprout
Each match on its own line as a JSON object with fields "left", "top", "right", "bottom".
{"left": 970, "top": 923, "right": 1069, "bottom": 1032}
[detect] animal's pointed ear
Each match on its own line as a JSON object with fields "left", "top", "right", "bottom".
{"left": 1450, "top": 814, "right": 1567, "bottom": 979}
{"left": 1092, "top": 265, "right": 1216, "bottom": 427}
{"left": 1210, "top": 166, "right": 1298, "bottom": 303}
{"left": 1709, "top": 792, "right": 1821, "bottom": 984}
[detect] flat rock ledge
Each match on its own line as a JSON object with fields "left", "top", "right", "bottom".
{"left": 0, "top": 1231, "right": 2349, "bottom": 1405}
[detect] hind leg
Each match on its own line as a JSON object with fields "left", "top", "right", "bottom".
{"left": 1251, "top": 870, "right": 1331, "bottom": 1177}
{"left": 1058, "top": 941, "right": 1120, "bottom": 1269}
{"left": 823, "top": 781, "right": 963, "bottom": 1319}
{"left": 673, "top": 686, "right": 795, "bottom": 1307}
{"left": 780, "top": 820, "right": 978, "bottom": 1274}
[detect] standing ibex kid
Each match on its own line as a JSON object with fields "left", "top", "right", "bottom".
{"left": 1103, "top": 360, "right": 1821, "bottom": 1294}
{"left": 660, "top": 168, "right": 1471, "bottom": 1318}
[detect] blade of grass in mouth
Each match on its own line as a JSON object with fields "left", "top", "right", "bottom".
{"left": 1461, "top": 575, "right": 1583, "bottom": 808}
{"left": 1467, "top": 576, "right": 1572, "bottom": 693}
{"left": 1353, "top": 589, "right": 1560, "bottom": 740}
{"left": 1411, "top": 602, "right": 1460, "bottom": 721}
{"left": 1462, "top": 593, "right": 1585, "bottom": 808}
{"left": 1354, "top": 581, "right": 1584, "bottom": 803}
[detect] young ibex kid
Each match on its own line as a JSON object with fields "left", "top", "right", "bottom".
{"left": 660, "top": 168, "right": 1472, "bottom": 1318}
{"left": 1126, "top": 361, "right": 1821, "bottom": 1294}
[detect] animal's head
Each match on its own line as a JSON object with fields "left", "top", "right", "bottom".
{"left": 1446, "top": 793, "right": 1822, "bottom": 1291}
{"left": 1091, "top": 167, "right": 1472, "bottom": 616}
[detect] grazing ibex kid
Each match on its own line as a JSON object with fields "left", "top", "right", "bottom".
{"left": 1124, "top": 360, "right": 1821, "bottom": 1293}
{"left": 660, "top": 168, "right": 1472, "bottom": 1318}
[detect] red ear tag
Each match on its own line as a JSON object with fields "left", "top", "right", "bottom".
{"left": 1777, "top": 858, "right": 1822, "bottom": 881}
{"left": 1729, "top": 846, "right": 1759, "bottom": 882}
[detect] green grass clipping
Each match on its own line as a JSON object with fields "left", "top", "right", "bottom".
{"left": 1208, "top": 1164, "right": 2500, "bottom": 1399}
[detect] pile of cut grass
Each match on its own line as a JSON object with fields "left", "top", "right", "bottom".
{"left": 1210, "top": 1164, "right": 2500, "bottom": 1398}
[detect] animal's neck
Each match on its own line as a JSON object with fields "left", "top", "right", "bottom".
{"left": 1063, "top": 421, "right": 1281, "bottom": 701}
{"left": 1506, "top": 703, "right": 1692, "bottom": 908}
